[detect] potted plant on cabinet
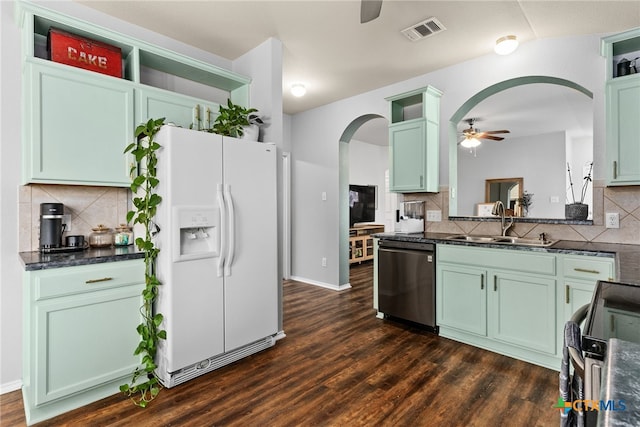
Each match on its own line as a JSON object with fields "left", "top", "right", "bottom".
{"left": 210, "top": 99, "right": 262, "bottom": 140}
{"left": 121, "top": 117, "right": 167, "bottom": 407}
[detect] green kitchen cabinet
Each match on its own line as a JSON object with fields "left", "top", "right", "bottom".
{"left": 559, "top": 254, "right": 615, "bottom": 321}
{"left": 386, "top": 86, "right": 442, "bottom": 193}
{"left": 437, "top": 244, "right": 559, "bottom": 369}
{"left": 22, "top": 260, "right": 144, "bottom": 425}
{"left": 22, "top": 59, "right": 135, "bottom": 187}
{"left": 436, "top": 264, "right": 487, "bottom": 336}
{"left": 136, "top": 85, "right": 220, "bottom": 131}
{"left": 489, "top": 272, "right": 557, "bottom": 355}
{"left": 601, "top": 28, "right": 640, "bottom": 185}
{"left": 605, "top": 77, "right": 640, "bottom": 184}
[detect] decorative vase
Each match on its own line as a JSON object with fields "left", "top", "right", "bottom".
{"left": 565, "top": 203, "right": 588, "bottom": 220}
{"left": 240, "top": 124, "right": 259, "bottom": 141}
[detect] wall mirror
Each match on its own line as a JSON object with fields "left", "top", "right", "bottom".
{"left": 449, "top": 76, "right": 594, "bottom": 221}
{"left": 485, "top": 177, "right": 523, "bottom": 211}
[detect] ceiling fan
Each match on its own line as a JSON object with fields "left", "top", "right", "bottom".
{"left": 459, "top": 118, "right": 510, "bottom": 148}
{"left": 361, "top": 0, "right": 383, "bottom": 23}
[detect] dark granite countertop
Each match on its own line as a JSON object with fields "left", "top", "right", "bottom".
{"left": 19, "top": 246, "right": 144, "bottom": 271}
{"left": 598, "top": 339, "right": 640, "bottom": 426}
{"left": 374, "top": 232, "right": 640, "bottom": 284}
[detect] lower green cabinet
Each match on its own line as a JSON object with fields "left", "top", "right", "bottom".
{"left": 490, "top": 272, "right": 556, "bottom": 355}
{"left": 437, "top": 264, "right": 487, "bottom": 336}
{"left": 23, "top": 260, "right": 144, "bottom": 425}
{"left": 436, "top": 245, "right": 616, "bottom": 371}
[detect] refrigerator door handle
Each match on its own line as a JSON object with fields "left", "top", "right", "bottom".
{"left": 224, "top": 184, "right": 236, "bottom": 276}
{"left": 217, "top": 184, "right": 227, "bottom": 277}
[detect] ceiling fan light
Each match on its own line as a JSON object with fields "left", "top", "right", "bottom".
{"left": 494, "top": 35, "right": 518, "bottom": 55}
{"left": 291, "top": 83, "right": 307, "bottom": 97}
{"left": 461, "top": 137, "right": 481, "bottom": 148}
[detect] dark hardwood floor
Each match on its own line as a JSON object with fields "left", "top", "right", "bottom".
{"left": 1, "top": 263, "right": 560, "bottom": 426}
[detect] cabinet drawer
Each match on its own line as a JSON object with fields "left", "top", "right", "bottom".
{"left": 32, "top": 260, "right": 144, "bottom": 300}
{"left": 437, "top": 244, "right": 556, "bottom": 275}
{"left": 562, "top": 256, "right": 615, "bottom": 281}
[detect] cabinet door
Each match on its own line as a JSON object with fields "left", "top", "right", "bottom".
{"left": 24, "top": 60, "right": 134, "bottom": 186}
{"left": 563, "top": 280, "right": 596, "bottom": 322}
{"left": 606, "top": 77, "right": 640, "bottom": 184}
{"left": 33, "top": 286, "right": 143, "bottom": 406}
{"left": 137, "top": 86, "right": 218, "bottom": 130}
{"left": 489, "top": 272, "right": 556, "bottom": 355}
{"left": 437, "top": 264, "right": 487, "bottom": 336}
{"left": 389, "top": 119, "right": 426, "bottom": 192}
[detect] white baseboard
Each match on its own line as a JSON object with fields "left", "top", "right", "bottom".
{"left": 1, "top": 380, "right": 22, "bottom": 394}
{"left": 289, "top": 276, "right": 352, "bottom": 291}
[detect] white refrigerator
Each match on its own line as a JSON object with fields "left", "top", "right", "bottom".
{"left": 152, "top": 126, "right": 279, "bottom": 387}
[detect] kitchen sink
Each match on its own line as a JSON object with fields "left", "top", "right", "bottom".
{"left": 445, "top": 234, "right": 556, "bottom": 247}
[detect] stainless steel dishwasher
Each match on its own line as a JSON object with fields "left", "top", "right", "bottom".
{"left": 378, "top": 239, "right": 437, "bottom": 332}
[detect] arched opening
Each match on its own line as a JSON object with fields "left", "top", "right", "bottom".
{"left": 448, "top": 76, "right": 593, "bottom": 218}
{"left": 338, "top": 114, "right": 389, "bottom": 287}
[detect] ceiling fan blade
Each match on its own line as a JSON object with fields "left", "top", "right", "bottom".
{"left": 481, "top": 135, "right": 505, "bottom": 141}
{"left": 361, "top": 0, "right": 382, "bottom": 23}
{"left": 483, "top": 130, "right": 511, "bottom": 134}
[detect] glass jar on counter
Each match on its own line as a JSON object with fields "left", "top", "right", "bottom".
{"left": 88, "top": 225, "right": 114, "bottom": 248}
{"left": 114, "top": 224, "right": 134, "bottom": 246}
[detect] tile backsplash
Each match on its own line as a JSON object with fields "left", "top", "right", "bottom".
{"left": 19, "top": 184, "right": 130, "bottom": 252}
{"left": 404, "top": 180, "right": 640, "bottom": 245}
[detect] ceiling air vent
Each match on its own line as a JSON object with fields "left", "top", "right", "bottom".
{"left": 401, "top": 17, "right": 446, "bottom": 42}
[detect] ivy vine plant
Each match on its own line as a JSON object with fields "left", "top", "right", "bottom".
{"left": 120, "top": 117, "right": 167, "bottom": 407}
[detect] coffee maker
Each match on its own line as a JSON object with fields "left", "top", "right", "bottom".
{"left": 39, "top": 203, "right": 65, "bottom": 251}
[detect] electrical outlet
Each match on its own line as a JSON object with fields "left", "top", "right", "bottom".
{"left": 606, "top": 212, "right": 620, "bottom": 229}
{"left": 321, "top": 257, "right": 327, "bottom": 267}
{"left": 426, "top": 210, "right": 442, "bottom": 222}
{"left": 321, "top": 192, "right": 327, "bottom": 201}
{"left": 62, "top": 214, "right": 72, "bottom": 232}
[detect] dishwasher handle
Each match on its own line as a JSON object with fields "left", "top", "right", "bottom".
{"left": 378, "top": 239, "right": 434, "bottom": 252}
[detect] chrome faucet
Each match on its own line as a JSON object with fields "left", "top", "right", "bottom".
{"left": 492, "top": 201, "right": 514, "bottom": 236}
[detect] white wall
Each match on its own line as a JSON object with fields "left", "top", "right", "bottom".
{"left": 1, "top": 0, "right": 282, "bottom": 392}
{"left": 458, "top": 131, "right": 567, "bottom": 218}
{"left": 1, "top": 0, "right": 24, "bottom": 394}
{"left": 348, "top": 140, "right": 388, "bottom": 225}
{"left": 290, "top": 34, "right": 606, "bottom": 288}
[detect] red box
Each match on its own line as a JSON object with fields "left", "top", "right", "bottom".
{"left": 48, "top": 28, "right": 122, "bottom": 78}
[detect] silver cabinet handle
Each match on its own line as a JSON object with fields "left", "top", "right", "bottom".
{"left": 85, "top": 277, "right": 113, "bottom": 284}
{"left": 574, "top": 268, "right": 600, "bottom": 274}
{"left": 566, "top": 285, "right": 570, "bottom": 304}
{"left": 480, "top": 275, "right": 484, "bottom": 290}
{"left": 613, "top": 161, "right": 618, "bottom": 180}
{"left": 494, "top": 276, "right": 497, "bottom": 291}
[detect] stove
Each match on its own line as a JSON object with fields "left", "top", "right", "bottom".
{"left": 583, "top": 280, "right": 640, "bottom": 360}
{"left": 580, "top": 280, "right": 640, "bottom": 426}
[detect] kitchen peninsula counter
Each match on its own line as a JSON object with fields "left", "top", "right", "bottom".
{"left": 19, "top": 246, "right": 144, "bottom": 271}
{"left": 373, "top": 232, "right": 640, "bottom": 284}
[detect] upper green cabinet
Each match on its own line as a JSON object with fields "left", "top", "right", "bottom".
{"left": 137, "top": 86, "right": 219, "bottom": 131}
{"left": 23, "top": 59, "right": 135, "bottom": 187}
{"left": 602, "top": 27, "right": 640, "bottom": 185}
{"left": 386, "top": 86, "right": 442, "bottom": 193}
{"left": 17, "top": 2, "right": 250, "bottom": 187}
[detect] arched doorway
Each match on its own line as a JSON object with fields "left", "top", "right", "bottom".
{"left": 338, "top": 114, "right": 389, "bottom": 286}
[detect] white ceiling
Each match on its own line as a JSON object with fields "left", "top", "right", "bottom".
{"left": 76, "top": 0, "right": 640, "bottom": 117}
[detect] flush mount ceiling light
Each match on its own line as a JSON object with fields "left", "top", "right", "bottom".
{"left": 494, "top": 35, "right": 518, "bottom": 55}
{"left": 290, "top": 83, "right": 307, "bottom": 97}
{"left": 460, "top": 136, "right": 481, "bottom": 148}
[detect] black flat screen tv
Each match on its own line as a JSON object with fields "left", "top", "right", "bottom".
{"left": 349, "top": 185, "right": 376, "bottom": 227}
